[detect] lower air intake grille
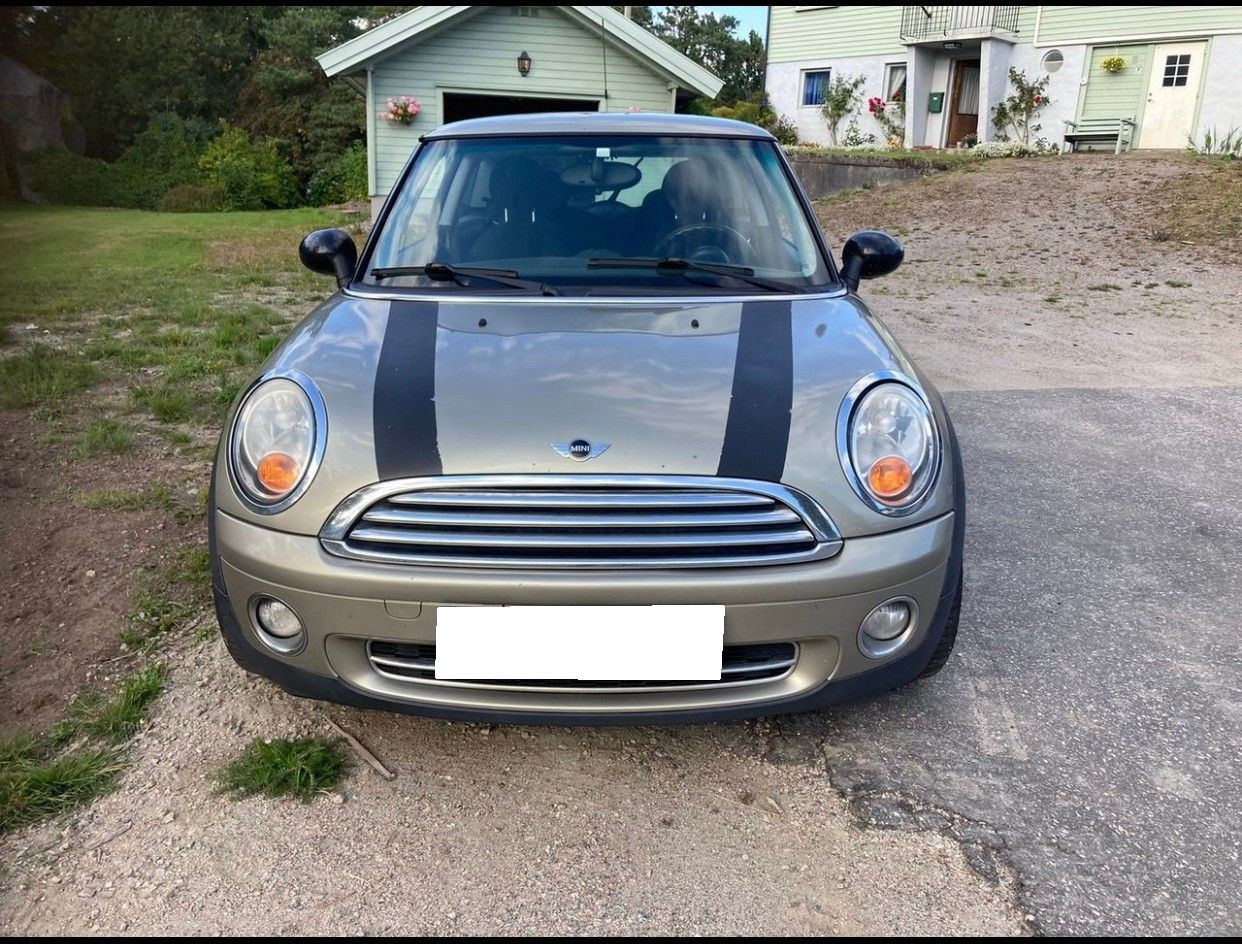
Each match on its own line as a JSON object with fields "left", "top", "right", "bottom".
{"left": 366, "top": 639, "right": 798, "bottom": 690}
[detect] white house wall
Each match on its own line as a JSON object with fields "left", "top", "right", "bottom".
{"left": 1003, "top": 42, "right": 1087, "bottom": 146}
{"left": 1198, "top": 34, "right": 1242, "bottom": 141}
{"left": 767, "top": 55, "right": 902, "bottom": 146}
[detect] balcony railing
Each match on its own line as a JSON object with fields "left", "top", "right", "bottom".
{"left": 899, "top": 6, "right": 1020, "bottom": 43}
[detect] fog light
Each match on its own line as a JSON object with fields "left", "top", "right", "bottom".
{"left": 858, "top": 598, "right": 916, "bottom": 659}
{"left": 253, "top": 597, "right": 304, "bottom": 654}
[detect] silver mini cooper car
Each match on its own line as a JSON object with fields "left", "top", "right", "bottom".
{"left": 210, "top": 113, "right": 964, "bottom": 724}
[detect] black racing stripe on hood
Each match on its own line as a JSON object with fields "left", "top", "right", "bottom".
{"left": 373, "top": 299, "right": 442, "bottom": 478}
{"left": 716, "top": 298, "right": 793, "bottom": 482}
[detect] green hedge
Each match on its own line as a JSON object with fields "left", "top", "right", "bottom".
{"left": 24, "top": 115, "right": 214, "bottom": 209}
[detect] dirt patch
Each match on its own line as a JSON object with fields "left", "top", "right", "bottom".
{"left": 0, "top": 635, "right": 1028, "bottom": 935}
{"left": 816, "top": 152, "right": 1241, "bottom": 392}
{"left": 0, "top": 409, "right": 202, "bottom": 737}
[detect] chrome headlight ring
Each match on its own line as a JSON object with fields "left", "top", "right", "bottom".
{"left": 835, "top": 369, "right": 942, "bottom": 517}
{"left": 226, "top": 367, "right": 327, "bottom": 515}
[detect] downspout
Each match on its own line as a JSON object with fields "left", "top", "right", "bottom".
{"left": 762, "top": 5, "right": 772, "bottom": 105}
{"left": 365, "top": 66, "right": 377, "bottom": 207}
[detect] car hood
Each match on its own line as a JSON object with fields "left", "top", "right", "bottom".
{"left": 218, "top": 292, "right": 953, "bottom": 538}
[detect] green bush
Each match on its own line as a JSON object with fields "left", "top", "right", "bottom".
{"left": 111, "top": 114, "right": 215, "bottom": 208}
{"left": 159, "top": 183, "right": 226, "bottom": 212}
{"left": 710, "top": 100, "right": 799, "bottom": 145}
{"left": 305, "top": 141, "right": 368, "bottom": 206}
{"left": 24, "top": 115, "right": 213, "bottom": 209}
{"left": 199, "top": 124, "right": 299, "bottom": 210}
{"left": 24, "top": 148, "right": 121, "bottom": 206}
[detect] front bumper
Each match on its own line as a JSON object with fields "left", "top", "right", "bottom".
{"left": 210, "top": 497, "right": 962, "bottom": 724}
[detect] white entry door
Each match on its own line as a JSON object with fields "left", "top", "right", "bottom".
{"left": 1140, "top": 41, "right": 1207, "bottom": 148}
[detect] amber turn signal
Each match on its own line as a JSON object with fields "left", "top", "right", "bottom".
{"left": 257, "top": 452, "right": 300, "bottom": 494}
{"left": 868, "top": 455, "right": 912, "bottom": 498}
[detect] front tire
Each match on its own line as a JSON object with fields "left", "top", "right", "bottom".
{"left": 917, "top": 571, "right": 962, "bottom": 679}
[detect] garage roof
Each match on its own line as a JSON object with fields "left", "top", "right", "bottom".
{"left": 317, "top": 5, "right": 724, "bottom": 99}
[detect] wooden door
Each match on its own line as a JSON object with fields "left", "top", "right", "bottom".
{"left": 946, "top": 59, "right": 981, "bottom": 147}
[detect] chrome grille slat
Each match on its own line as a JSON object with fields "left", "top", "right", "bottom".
{"left": 321, "top": 475, "right": 842, "bottom": 570}
{"left": 322, "top": 542, "right": 836, "bottom": 570}
{"left": 387, "top": 489, "right": 776, "bottom": 509}
{"left": 360, "top": 506, "right": 801, "bottom": 529}
{"left": 349, "top": 524, "right": 815, "bottom": 549}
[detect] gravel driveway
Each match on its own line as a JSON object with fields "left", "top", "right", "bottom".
{"left": 3, "top": 153, "right": 1239, "bottom": 935}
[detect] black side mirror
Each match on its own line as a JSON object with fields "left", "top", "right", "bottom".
{"left": 840, "top": 230, "right": 904, "bottom": 293}
{"left": 299, "top": 228, "right": 358, "bottom": 288}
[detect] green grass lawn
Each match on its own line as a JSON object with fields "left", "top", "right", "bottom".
{"left": 0, "top": 204, "right": 358, "bottom": 418}
{"left": 0, "top": 203, "right": 361, "bottom": 832}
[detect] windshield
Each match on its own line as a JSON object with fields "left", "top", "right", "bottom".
{"left": 363, "top": 134, "right": 834, "bottom": 296}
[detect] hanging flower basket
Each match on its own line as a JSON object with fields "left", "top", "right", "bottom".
{"left": 1100, "top": 56, "right": 1127, "bottom": 75}
{"left": 380, "top": 96, "right": 422, "bottom": 124}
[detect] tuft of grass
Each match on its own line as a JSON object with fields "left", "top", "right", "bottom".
{"left": 214, "top": 738, "right": 348, "bottom": 803}
{"left": 78, "top": 483, "right": 177, "bottom": 513}
{"left": 0, "top": 664, "right": 165, "bottom": 832}
{"left": 130, "top": 383, "right": 195, "bottom": 424}
{"left": 119, "top": 543, "right": 211, "bottom": 651}
{"left": 0, "top": 745, "right": 126, "bottom": 832}
{"left": 0, "top": 345, "right": 98, "bottom": 409}
{"left": 75, "top": 418, "right": 136, "bottom": 458}
{"left": 50, "top": 663, "right": 166, "bottom": 746}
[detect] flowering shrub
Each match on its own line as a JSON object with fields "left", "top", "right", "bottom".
{"left": 991, "top": 67, "right": 1051, "bottom": 144}
{"left": 380, "top": 96, "right": 421, "bottom": 124}
{"left": 868, "top": 93, "right": 906, "bottom": 149}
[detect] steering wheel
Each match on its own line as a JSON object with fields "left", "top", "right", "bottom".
{"left": 654, "top": 223, "right": 753, "bottom": 265}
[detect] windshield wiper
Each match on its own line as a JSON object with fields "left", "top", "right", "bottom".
{"left": 371, "top": 262, "right": 558, "bottom": 296}
{"left": 586, "top": 257, "right": 800, "bottom": 293}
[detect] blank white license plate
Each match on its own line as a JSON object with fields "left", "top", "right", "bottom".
{"left": 434, "top": 605, "right": 724, "bottom": 681}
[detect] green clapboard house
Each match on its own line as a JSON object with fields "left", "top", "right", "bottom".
{"left": 317, "top": 5, "right": 722, "bottom": 214}
{"left": 764, "top": 5, "right": 1242, "bottom": 150}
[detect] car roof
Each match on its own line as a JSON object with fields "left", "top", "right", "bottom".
{"left": 422, "top": 111, "right": 775, "bottom": 140}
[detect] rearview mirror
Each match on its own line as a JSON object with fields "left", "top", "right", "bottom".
{"left": 560, "top": 159, "right": 642, "bottom": 191}
{"left": 299, "top": 228, "right": 358, "bottom": 287}
{"left": 840, "top": 230, "right": 904, "bottom": 292}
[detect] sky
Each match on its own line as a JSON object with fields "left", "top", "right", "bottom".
{"left": 649, "top": 6, "right": 769, "bottom": 40}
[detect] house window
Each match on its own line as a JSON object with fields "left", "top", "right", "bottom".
{"left": 1162, "top": 53, "right": 1191, "bottom": 87}
{"left": 1042, "top": 50, "right": 1064, "bottom": 74}
{"left": 884, "top": 64, "right": 907, "bottom": 103}
{"left": 802, "top": 70, "right": 831, "bottom": 106}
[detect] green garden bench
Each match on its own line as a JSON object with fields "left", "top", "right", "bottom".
{"left": 1062, "top": 117, "right": 1137, "bottom": 154}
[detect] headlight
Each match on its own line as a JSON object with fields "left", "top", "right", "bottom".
{"left": 228, "top": 370, "right": 325, "bottom": 512}
{"left": 838, "top": 374, "right": 939, "bottom": 515}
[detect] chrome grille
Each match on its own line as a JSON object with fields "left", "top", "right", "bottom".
{"left": 366, "top": 639, "right": 797, "bottom": 691}
{"left": 320, "top": 475, "right": 842, "bottom": 569}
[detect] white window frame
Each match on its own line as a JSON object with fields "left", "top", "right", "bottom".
{"left": 800, "top": 68, "right": 832, "bottom": 109}
{"left": 883, "top": 62, "right": 908, "bottom": 103}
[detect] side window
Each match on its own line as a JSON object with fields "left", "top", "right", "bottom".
{"left": 884, "top": 63, "right": 907, "bottom": 102}
{"left": 802, "top": 70, "right": 831, "bottom": 107}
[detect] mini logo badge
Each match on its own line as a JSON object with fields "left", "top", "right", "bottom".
{"left": 551, "top": 439, "right": 610, "bottom": 462}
